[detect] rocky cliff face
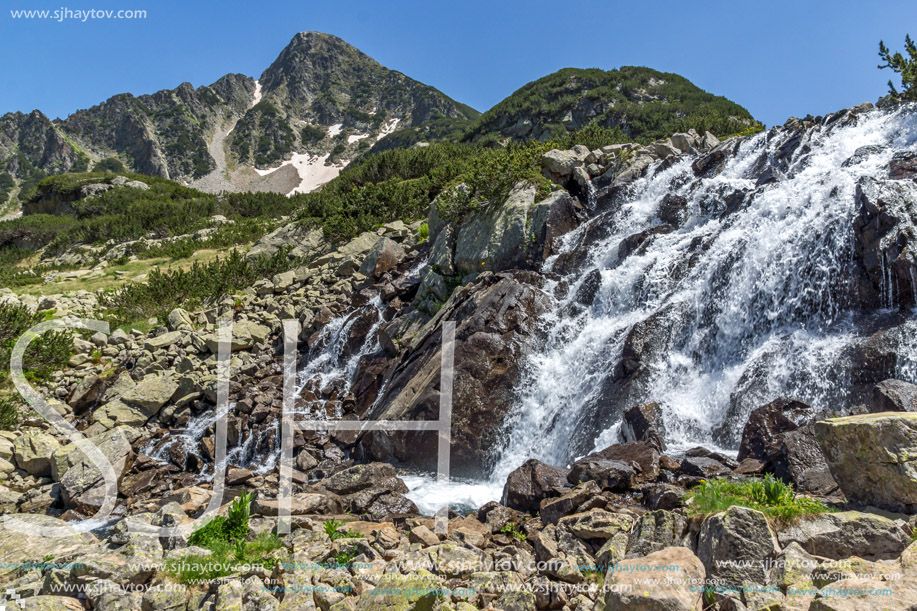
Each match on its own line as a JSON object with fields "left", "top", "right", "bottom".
{"left": 0, "top": 32, "right": 480, "bottom": 196}
{"left": 230, "top": 32, "right": 479, "bottom": 169}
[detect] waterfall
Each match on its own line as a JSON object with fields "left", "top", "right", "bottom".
{"left": 489, "top": 106, "right": 917, "bottom": 484}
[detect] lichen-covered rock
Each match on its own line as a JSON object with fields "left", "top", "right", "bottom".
{"left": 696, "top": 506, "right": 779, "bottom": 587}
{"left": 13, "top": 430, "right": 61, "bottom": 477}
{"left": 814, "top": 412, "right": 917, "bottom": 512}
{"left": 604, "top": 547, "right": 705, "bottom": 611}
{"left": 120, "top": 374, "right": 178, "bottom": 416}
{"left": 777, "top": 511, "right": 910, "bottom": 561}
{"left": 60, "top": 427, "right": 133, "bottom": 514}
{"left": 354, "top": 570, "right": 442, "bottom": 611}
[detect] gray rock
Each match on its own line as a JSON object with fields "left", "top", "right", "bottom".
{"left": 121, "top": 374, "right": 178, "bottom": 416}
{"left": 166, "top": 308, "right": 194, "bottom": 331}
{"left": 604, "top": 547, "right": 705, "bottom": 611}
{"left": 697, "top": 506, "right": 779, "bottom": 587}
{"left": 542, "top": 150, "right": 584, "bottom": 178}
{"left": 359, "top": 237, "right": 406, "bottom": 279}
{"left": 815, "top": 412, "right": 917, "bottom": 512}
{"left": 627, "top": 510, "right": 690, "bottom": 557}
{"left": 453, "top": 182, "right": 536, "bottom": 276}
{"left": 13, "top": 430, "right": 61, "bottom": 477}
{"left": 501, "top": 459, "right": 569, "bottom": 512}
{"left": 777, "top": 511, "right": 910, "bottom": 560}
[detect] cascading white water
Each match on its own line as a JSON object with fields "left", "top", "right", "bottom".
{"left": 293, "top": 296, "right": 386, "bottom": 416}
{"left": 489, "top": 107, "right": 917, "bottom": 485}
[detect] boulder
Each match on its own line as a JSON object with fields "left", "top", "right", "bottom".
{"left": 248, "top": 223, "right": 325, "bottom": 260}
{"left": 627, "top": 509, "right": 690, "bottom": 558}
{"left": 557, "top": 508, "right": 633, "bottom": 541}
{"left": 697, "top": 506, "right": 780, "bottom": 587}
{"left": 68, "top": 374, "right": 107, "bottom": 413}
{"left": 870, "top": 378, "right": 917, "bottom": 412}
{"left": 604, "top": 547, "right": 705, "bottom": 611}
{"left": 567, "top": 458, "right": 635, "bottom": 491}
{"left": 808, "top": 576, "right": 917, "bottom": 610}
{"left": 429, "top": 224, "right": 456, "bottom": 276}
{"left": 359, "top": 237, "right": 406, "bottom": 279}
{"left": 60, "top": 427, "right": 134, "bottom": 514}
{"left": 539, "top": 481, "right": 601, "bottom": 525}
{"left": 502, "top": 459, "right": 570, "bottom": 513}
{"left": 13, "top": 430, "right": 61, "bottom": 477}
{"left": 737, "top": 398, "right": 815, "bottom": 462}
{"left": 166, "top": 308, "right": 194, "bottom": 331}
{"left": 253, "top": 493, "right": 341, "bottom": 516}
{"left": 593, "top": 441, "right": 661, "bottom": 481}
{"left": 777, "top": 511, "right": 910, "bottom": 560}
{"left": 542, "top": 150, "right": 584, "bottom": 179}
{"left": 120, "top": 374, "right": 178, "bottom": 417}
{"left": 203, "top": 320, "right": 271, "bottom": 353}
{"left": 364, "top": 272, "right": 552, "bottom": 475}
{"left": 0, "top": 514, "right": 98, "bottom": 579}
{"left": 815, "top": 412, "right": 917, "bottom": 512}
{"left": 453, "top": 182, "right": 536, "bottom": 276}
{"left": 143, "top": 330, "right": 184, "bottom": 351}
{"left": 677, "top": 456, "right": 731, "bottom": 478}
{"left": 322, "top": 462, "right": 408, "bottom": 496}
{"left": 621, "top": 402, "right": 666, "bottom": 449}
{"left": 353, "top": 570, "right": 442, "bottom": 611}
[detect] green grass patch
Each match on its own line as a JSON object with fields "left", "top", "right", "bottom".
{"left": 686, "top": 474, "right": 830, "bottom": 524}
{"left": 166, "top": 492, "right": 287, "bottom": 585}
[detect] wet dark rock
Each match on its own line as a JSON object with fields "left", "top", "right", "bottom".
{"left": 567, "top": 458, "right": 635, "bottom": 491}
{"left": 621, "top": 402, "right": 666, "bottom": 450}
{"left": 888, "top": 150, "right": 917, "bottom": 180}
{"left": 852, "top": 175, "right": 917, "bottom": 309}
{"left": 364, "top": 272, "right": 552, "bottom": 476}
{"left": 677, "top": 456, "right": 731, "bottom": 479}
{"left": 737, "top": 398, "right": 815, "bottom": 463}
{"left": 501, "top": 459, "right": 570, "bottom": 513}
{"left": 656, "top": 193, "right": 687, "bottom": 226}
{"left": 617, "top": 224, "right": 673, "bottom": 261}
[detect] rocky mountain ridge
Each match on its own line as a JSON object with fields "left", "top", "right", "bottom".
{"left": 0, "top": 32, "right": 479, "bottom": 201}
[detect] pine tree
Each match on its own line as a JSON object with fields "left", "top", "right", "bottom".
{"left": 878, "top": 35, "right": 917, "bottom": 102}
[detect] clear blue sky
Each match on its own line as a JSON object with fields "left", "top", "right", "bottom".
{"left": 1, "top": 0, "right": 914, "bottom": 127}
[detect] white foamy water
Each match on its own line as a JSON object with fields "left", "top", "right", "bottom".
{"left": 489, "top": 106, "right": 917, "bottom": 485}
{"left": 401, "top": 474, "right": 502, "bottom": 515}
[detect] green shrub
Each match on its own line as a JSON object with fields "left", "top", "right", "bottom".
{"left": 686, "top": 474, "right": 830, "bottom": 524}
{"left": 94, "top": 157, "right": 126, "bottom": 173}
{"left": 97, "top": 249, "right": 296, "bottom": 326}
{"left": 0, "top": 397, "right": 21, "bottom": 430}
{"left": 0, "top": 302, "right": 72, "bottom": 386}
{"left": 301, "top": 124, "right": 326, "bottom": 144}
{"left": 166, "top": 531, "right": 284, "bottom": 584}
{"left": 417, "top": 222, "right": 429, "bottom": 242}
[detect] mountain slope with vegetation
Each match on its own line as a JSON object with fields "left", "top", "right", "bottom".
{"left": 465, "top": 66, "right": 760, "bottom": 144}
